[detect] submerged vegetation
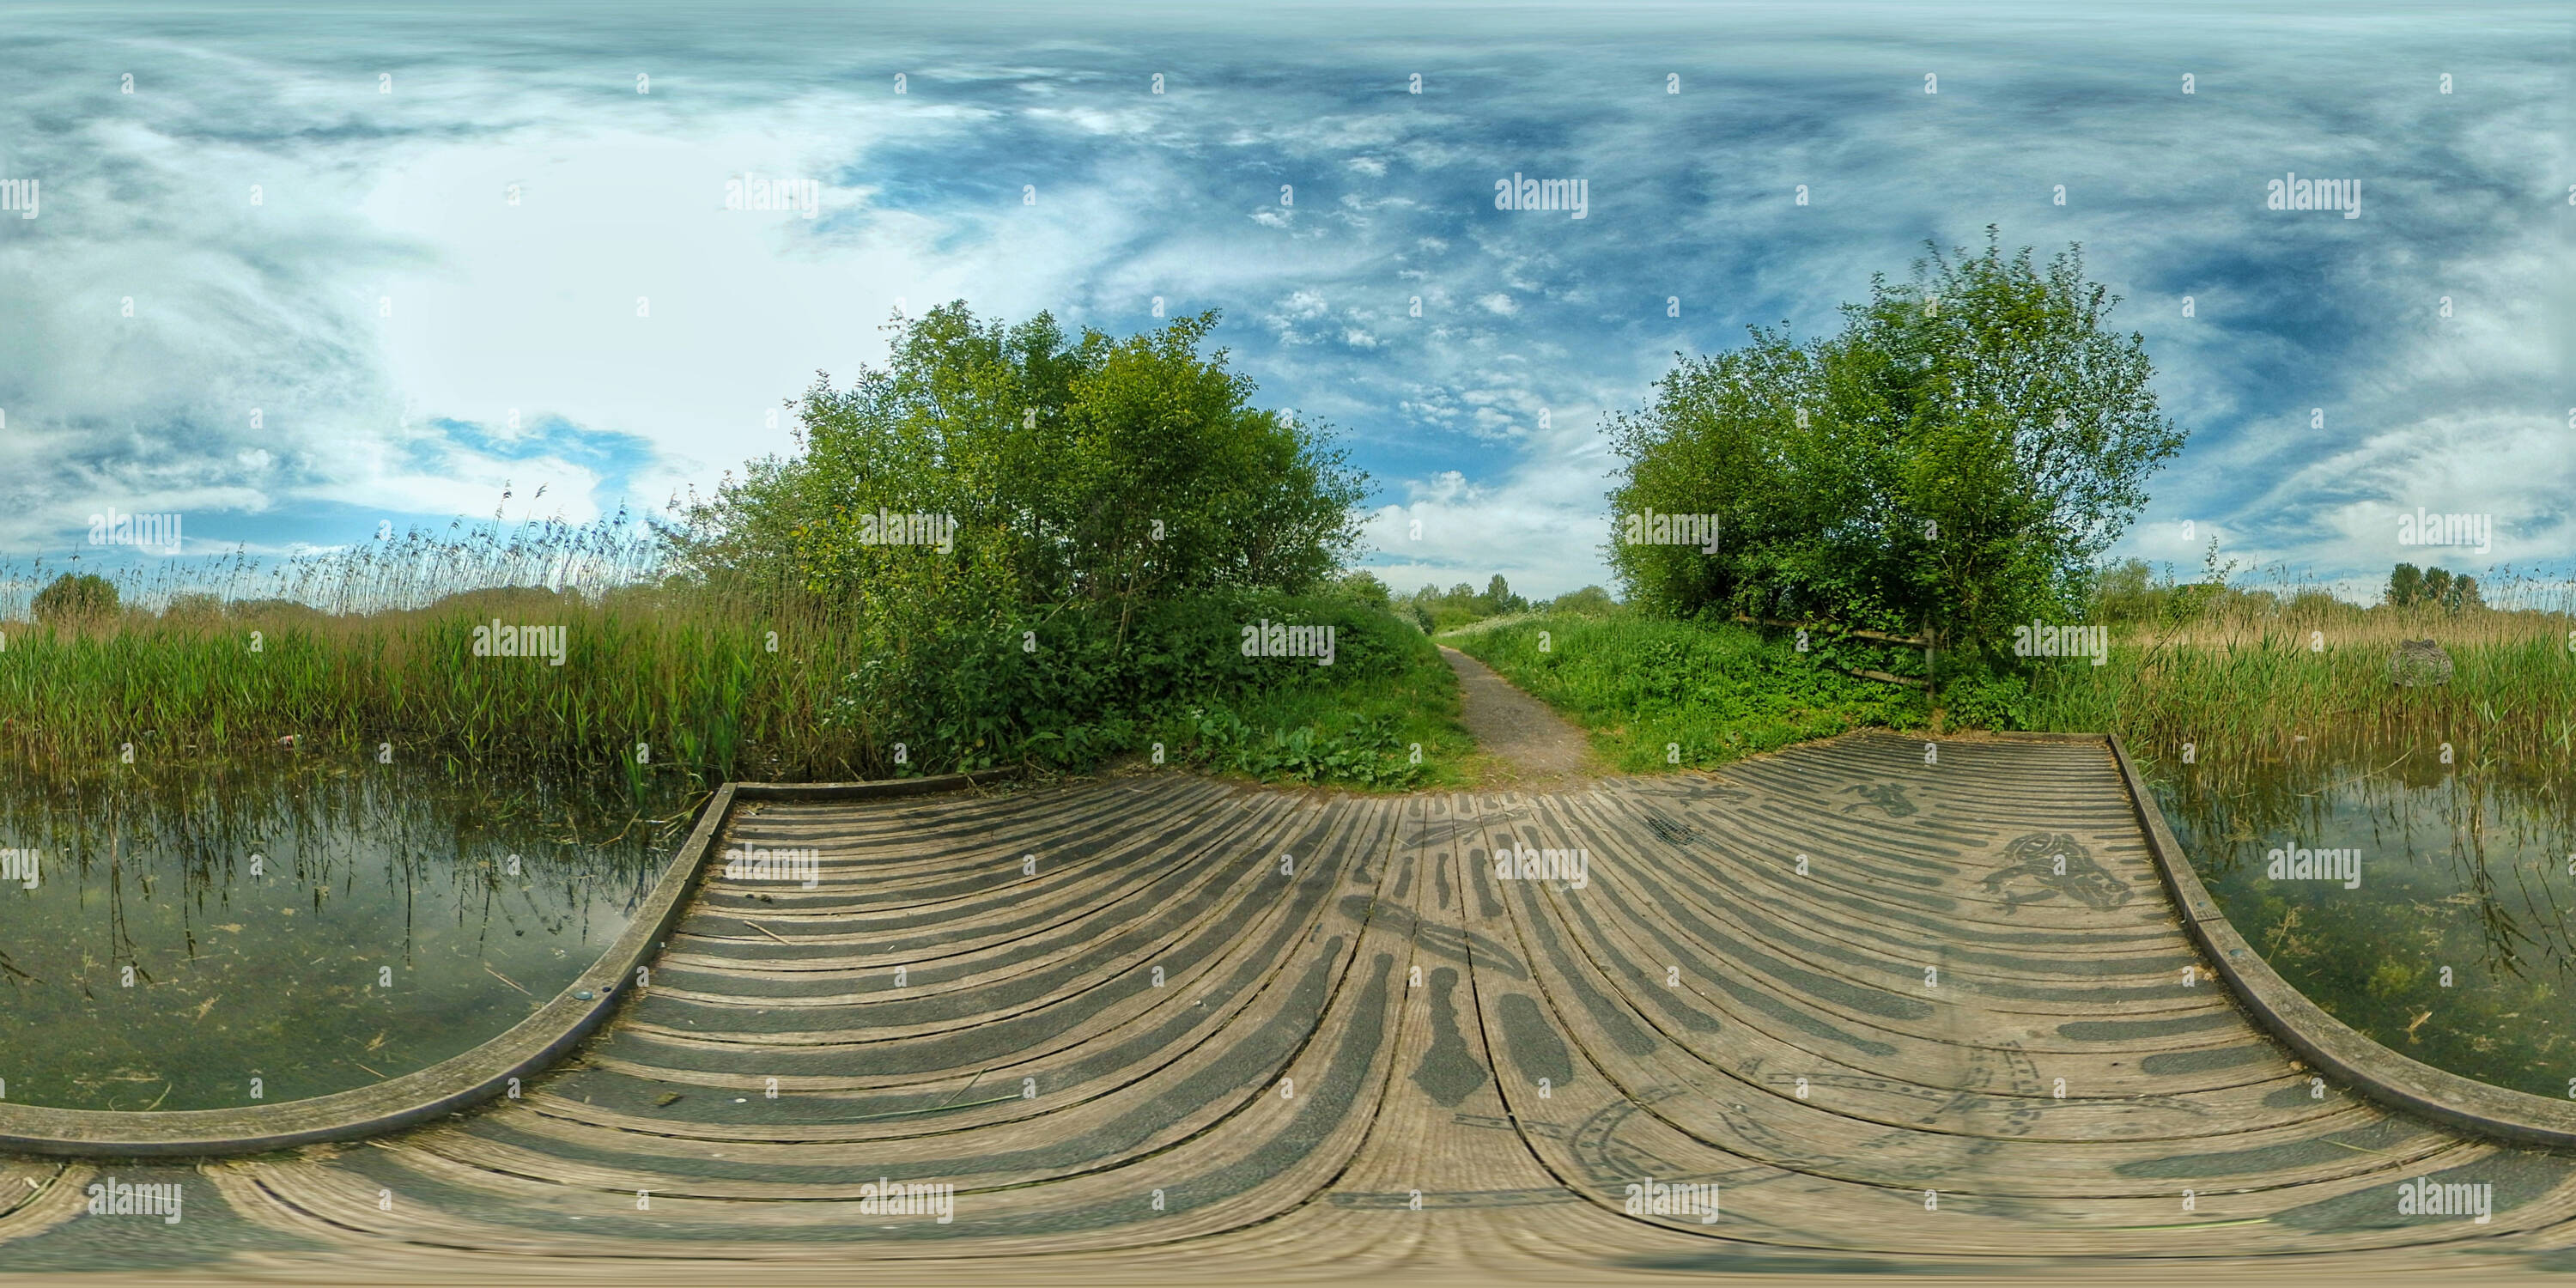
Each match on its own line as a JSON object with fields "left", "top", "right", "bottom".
{"left": 0, "top": 753, "right": 680, "bottom": 1110}
{"left": 2150, "top": 747, "right": 2576, "bottom": 1099}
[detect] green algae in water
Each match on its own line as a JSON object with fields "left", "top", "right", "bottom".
{"left": 0, "top": 759, "right": 692, "bottom": 1111}
{"left": 2149, "top": 749, "right": 2576, "bottom": 1098}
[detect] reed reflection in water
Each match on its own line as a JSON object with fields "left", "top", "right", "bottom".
{"left": 0, "top": 757, "right": 691, "bottom": 1111}
{"left": 2150, "top": 746, "right": 2576, "bottom": 1097}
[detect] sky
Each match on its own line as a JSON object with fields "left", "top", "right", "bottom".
{"left": 0, "top": 1, "right": 2569, "bottom": 603}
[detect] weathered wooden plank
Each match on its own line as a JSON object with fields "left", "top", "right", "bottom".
{"left": 14, "top": 738, "right": 2576, "bottom": 1277}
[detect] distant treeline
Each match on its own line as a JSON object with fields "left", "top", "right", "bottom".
{"left": 1382, "top": 575, "right": 1618, "bottom": 635}
{"left": 2088, "top": 557, "right": 2489, "bottom": 625}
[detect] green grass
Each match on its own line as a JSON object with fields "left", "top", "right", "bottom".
{"left": 1450, "top": 614, "right": 1929, "bottom": 773}
{"left": 1447, "top": 592, "right": 2575, "bottom": 780}
{"left": 1153, "top": 623, "right": 1475, "bottom": 790}
{"left": 0, "top": 524, "right": 1472, "bottom": 794}
{"left": 2021, "top": 614, "right": 2576, "bottom": 771}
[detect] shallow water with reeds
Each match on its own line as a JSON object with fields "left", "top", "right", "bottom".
{"left": 2148, "top": 749, "right": 2576, "bottom": 1098}
{"left": 0, "top": 759, "right": 690, "bottom": 1111}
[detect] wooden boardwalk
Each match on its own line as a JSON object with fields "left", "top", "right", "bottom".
{"left": 6, "top": 731, "right": 2574, "bottom": 1282}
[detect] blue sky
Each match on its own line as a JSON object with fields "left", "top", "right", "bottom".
{"left": 0, "top": 1, "right": 2568, "bottom": 602}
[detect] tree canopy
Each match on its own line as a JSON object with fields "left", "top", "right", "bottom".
{"left": 671, "top": 303, "right": 1365, "bottom": 631}
{"left": 1607, "top": 231, "right": 2186, "bottom": 657}
{"left": 2386, "top": 562, "right": 2482, "bottom": 612}
{"left": 659, "top": 302, "right": 1383, "bottom": 771}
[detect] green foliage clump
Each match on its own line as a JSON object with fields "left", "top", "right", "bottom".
{"left": 676, "top": 302, "right": 1363, "bottom": 612}
{"left": 1607, "top": 230, "right": 2185, "bottom": 665}
{"left": 2386, "top": 562, "right": 2482, "bottom": 612}
{"left": 1456, "top": 615, "right": 1925, "bottom": 773}
{"left": 1335, "top": 569, "right": 1394, "bottom": 613}
{"left": 33, "top": 573, "right": 118, "bottom": 623}
{"left": 660, "top": 301, "right": 1442, "bottom": 786}
{"left": 1545, "top": 585, "right": 1621, "bottom": 616}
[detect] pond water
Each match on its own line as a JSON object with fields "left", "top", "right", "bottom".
{"left": 0, "top": 760, "right": 691, "bottom": 1111}
{"left": 2148, "top": 750, "right": 2576, "bottom": 1098}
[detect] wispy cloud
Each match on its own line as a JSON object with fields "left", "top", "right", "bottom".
{"left": 0, "top": 3, "right": 2564, "bottom": 598}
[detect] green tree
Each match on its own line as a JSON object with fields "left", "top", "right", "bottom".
{"left": 659, "top": 302, "right": 1378, "bottom": 771}
{"left": 2385, "top": 562, "right": 2424, "bottom": 608}
{"left": 1607, "top": 230, "right": 2186, "bottom": 659}
{"left": 671, "top": 302, "right": 1367, "bottom": 632}
{"left": 2092, "top": 558, "right": 2154, "bottom": 621}
{"left": 33, "top": 572, "right": 118, "bottom": 623}
{"left": 1335, "top": 569, "right": 1393, "bottom": 611}
{"left": 2387, "top": 564, "right": 2482, "bottom": 613}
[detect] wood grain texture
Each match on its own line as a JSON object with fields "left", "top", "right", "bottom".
{"left": 7, "top": 738, "right": 2572, "bottom": 1280}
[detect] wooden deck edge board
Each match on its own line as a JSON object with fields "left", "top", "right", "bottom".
{"left": 2107, "top": 732, "right": 2576, "bottom": 1152}
{"left": 0, "top": 771, "right": 1012, "bottom": 1158}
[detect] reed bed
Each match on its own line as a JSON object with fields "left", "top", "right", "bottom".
{"left": 0, "top": 518, "right": 877, "bottom": 785}
{"left": 0, "top": 513, "right": 1467, "bottom": 791}
{"left": 2024, "top": 572, "right": 2576, "bottom": 771}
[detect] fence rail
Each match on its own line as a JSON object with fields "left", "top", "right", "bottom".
{"left": 1729, "top": 614, "right": 1929, "bottom": 647}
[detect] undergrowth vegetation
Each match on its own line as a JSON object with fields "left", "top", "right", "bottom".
{"left": 1454, "top": 572, "right": 2573, "bottom": 781}
{"left": 0, "top": 303, "right": 1468, "bottom": 792}
{"left": 2021, "top": 574, "right": 2576, "bottom": 772}
{"left": 1455, "top": 615, "right": 1928, "bottom": 773}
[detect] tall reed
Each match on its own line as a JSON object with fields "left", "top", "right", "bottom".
{"left": 2024, "top": 571, "right": 2576, "bottom": 769}
{"left": 0, "top": 517, "right": 877, "bottom": 784}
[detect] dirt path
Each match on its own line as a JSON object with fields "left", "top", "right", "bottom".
{"left": 1437, "top": 644, "right": 1606, "bottom": 788}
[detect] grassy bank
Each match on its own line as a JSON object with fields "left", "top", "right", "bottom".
{"left": 0, "top": 526, "right": 1468, "bottom": 793}
{"left": 1151, "top": 620, "right": 1473, "bottom": 789}
{"left": 1452, "top": 596, "right": 2574, "bottom": 777}
{"left": 1450, "top": 614, "right": 1929, "bottom": 773}
{"left": 2023, "top": 600, "right": 2576, "bottom": 772}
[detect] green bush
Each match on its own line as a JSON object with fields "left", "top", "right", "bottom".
{"left": 1607, "top": 230, "right": 2186, "bottom": 664}
{"left": 660, "top": 301, "right": 1456, "bottom": 785}
{"left": 821, "top": 588, "right": 1430, "bottom": 775}
{"left": 1546, "top": 585, "right": 1621, "bottom": 616}
{"left": 1457, "top": 615, "right": 1927, "bottom": 772}
{"left": 673, "top": 302, "right": 1364, "bottom": 611}
{"left": 32, "top": 572, "right": 118, "bottom": 623}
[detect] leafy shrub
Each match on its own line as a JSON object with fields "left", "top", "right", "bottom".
{"left": 1546, "top": 585, "right": 1621, "bottom": 616}
{"left": 661, "top": 301, "right": 1429, "bottom": 781}
{"left": 1458, "top": 615, "right": 1926, "bottom": 772}
{"left": 32, "top": 573, "right": 118, "bottom": 623}
{"left": 1607, "top": 231, "right": 2185, "bottom": 664}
